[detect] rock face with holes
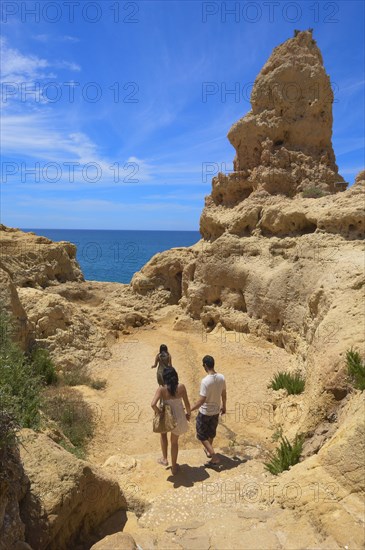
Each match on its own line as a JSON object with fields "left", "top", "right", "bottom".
{"left": 200, "top": 30, "right": 355, "bottom": 241}
{"left": 0, "top": 224, "right": 83, "bottom": 350}
{"left": 127, "top": 34, "right": 365, "bottom": 547}
{"left": 131, "top": 247, "right": 195, "bottom": 304}
{"left": 0, "top": 225, "right": 158, "bottom": 369}
{"left": 1, "top": 30, "right": 364, "bottom": 550}
{"left": 0, "top": 225, "right": 84, "bottom": 288}
{"left": 206, "top": 30, "right": 345, "bottom": 215}
{"left": 131, "top": 31, "right": 364, "bottom": 447}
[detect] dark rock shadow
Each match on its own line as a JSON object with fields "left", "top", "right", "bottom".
{"left": 204, "top": 453, "right": 246, "bottom": 472}
{"left": 167, "top": 463, "right": 210, "bottom": 488}
{"left": 89, "top": 509, "right": 128, "bottom": 544}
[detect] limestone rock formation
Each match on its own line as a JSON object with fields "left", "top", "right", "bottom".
{"left": 131, "top": 247, "right": 195, "bottom": 305}
{"left": 129, "top": 33, "right": 365, "bottom": 544}
{"left": 200, "top": 179, "right": 364, "bottom": 240}
{"left": 1, "top": 30, "right": 364, "bottom": 550}
{"left": 228, "top": 30, "right": 345, "bottom": 197}
{"left": 18, "top": 429, "right": 127, "bottom": 550}
{"left": 0, "top": 225, "right": 83, "bottom": 288}
{"left": 0, "top": 224, "right": 83, "bottom": 351}
{"left": 90, "top": 532, "right": 137, "bottom": 550}
{"left": 265, "top": 392, "right": 365, "bottom": 547}
{"left": 354, "top": 168, "right": 365, "bottom": 186}
{"left": 199, "top": 30, "right": 353, "bottom": 241}
{"left": 0, "top": 225, "right": 156, "bottom": 368}
{"left": 0, "top": 267, "right": 29, "bottom": 349}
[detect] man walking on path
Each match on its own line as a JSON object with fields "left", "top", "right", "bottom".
{"left": 191, "top": 355, "right": 226, "bottom": 466}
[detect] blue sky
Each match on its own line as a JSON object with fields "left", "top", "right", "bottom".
{"left": 1, "top": 0, "right": 364, "bottom": 230}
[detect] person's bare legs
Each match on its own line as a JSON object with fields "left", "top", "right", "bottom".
{"left": 202, "top": 439, "right": 220, "bottom": 464}
{"left": 158, "top": 433, "right": 168, "bottom": 465}
{"left": 203, "top": 437, "right": 215, "bottom": 458}
{"left": 171, "top": 433, "right": 179, "bottom": 474}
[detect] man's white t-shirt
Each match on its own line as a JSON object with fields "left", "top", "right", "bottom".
{"left": 199, "top": 373, "right": 226, "bottom": 416}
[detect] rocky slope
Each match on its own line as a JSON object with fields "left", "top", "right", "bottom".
{"left": 132, "top": 31, "right": 364, "bottom": 435}
{"left": 129, "top": 30, "right": 365, "bottom": 547}
{"left": 0, "top": 30, "right": 364, "bottom": 549}
{"left": 226, "top": 30, "right": 345, "bottom": 198}
{"left": 0, "top": 225, "right": 158, "bottom": 370}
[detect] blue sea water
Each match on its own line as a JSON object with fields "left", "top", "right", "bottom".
{"left": 23, "top": 229, "right": 201, "bottom": 284}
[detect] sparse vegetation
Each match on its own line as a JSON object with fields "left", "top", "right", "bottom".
{"left": 0, "top": 405, "right": 19, "bottom": 451}
{"left": 271, "top": 425, "right": 283, "bottom": 442}
{"left": 58, "top": 439, "right": 86, "bottom": 460}
{"left": 0, "top": 310, "right": 43, "bottom": 433}
{"left": 0, "top": 308, "right": 99, "bottom": 458}
{"left": 346, "top": 348, "right": 365, "bottom": 391}
{"left": 264, "top": 434, "right": 304, "bottom": 475}
{"left": 30, "top": 347, "right": 58, "bottom": 385}
{"left": 42, "top": 387, "right": 95, "bottom": 458}
{"left": 302, "top": 186, "right": 326, "bottom": 198}
{"left": 269, "top": 371, "right": 305, "bottom": 395}
{"left": 228, "top": 437, "right": 238, "bottom": 448}
{"left": 90, "top": 378, "right": 107, "bottom": 390}
{"left": 63, "top": 364, "right": 106, "bottom": 390}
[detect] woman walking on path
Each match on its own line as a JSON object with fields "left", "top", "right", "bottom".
{"left": 151, "top": 344, "right": 172, "bottom": 386}
{"left": 151, "top": 367, "right": 191, "bottom": 475}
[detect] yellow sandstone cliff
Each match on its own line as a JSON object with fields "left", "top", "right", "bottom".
{"left": 0, "top": 31, "right": 364, "bottom": 549}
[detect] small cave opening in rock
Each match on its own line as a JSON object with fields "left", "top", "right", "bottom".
{"left": 301, "top": 222, "right": 317, "bottom": 234}
{"left": 236, "top": 188, "right": 253, "bottom": 202}
{"left": 237, "top": 225, "right": 253, "bottom": 238}
{"left": 206, "top": 318, "right": 216, "bottom": 331}
{"left": 215, "top": 193, "right": 224, "bottom": 205}
{"left": 175, "top": 271, "right": 183, "bottom": 301}
{"left": 189, "top": 264, "right": 196, "bottom": 282}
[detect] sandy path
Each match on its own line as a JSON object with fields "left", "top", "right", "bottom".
{"left": 76, "top": 312, "right": 336, "bottom": 549}
{"left": 80, "top": 307, "right": 295, "bottom": 466}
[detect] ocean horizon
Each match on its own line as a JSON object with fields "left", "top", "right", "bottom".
{"left": 22, "top": 228, "right": 201, "bottom": 284}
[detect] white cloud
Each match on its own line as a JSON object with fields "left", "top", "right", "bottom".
{"left": 62, "top": 36, "right": 80, "bottom": 43}
{"left": 1, "top": 111, "right": 157, "bottom": 187}
{"left": 54, "top": 61, "right": 81, "bottom": 72}
{"left": 335, "top": 137, "right": 365, "bottom": 156}
{"left": 33, "top": 34, "right": 80, "bottom": 44}
{"left": 32, "top": 35, "right": 49, "bottom": 43}
{"left": 0, "top": 37, "right": 80, "bottom": 85}
{"left": 0, "top": 37, "right": 49, "bottom": 81}
{"left": 339, "top": 166, "right": 364, "bottom": 176}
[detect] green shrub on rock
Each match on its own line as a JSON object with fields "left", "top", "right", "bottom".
{"left": 269, "top": 371, "right": 305, "bottom": 395}
{"left": 346, "top": 348, "right": 365, "bottom": 391}
{"left": 264, "top": 434, "right": 304, "bottom": 475}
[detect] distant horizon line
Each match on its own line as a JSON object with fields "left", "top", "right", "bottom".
{"left": 21, "top": 227, "right": 200, "bottom": 233}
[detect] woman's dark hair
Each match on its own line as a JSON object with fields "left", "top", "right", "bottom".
{"left": 163, "top": 367, "right": 179, "bottom": 396}
{"left": 160, "top": 344, "right": 168, "bottom": 353}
